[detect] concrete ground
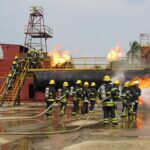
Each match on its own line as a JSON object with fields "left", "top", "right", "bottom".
{"left": 0, "top": 103, "right": 150, "bottom": 150}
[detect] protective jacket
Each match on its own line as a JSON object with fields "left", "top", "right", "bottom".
{"left": 89, "top": 87, "right": 97, "bottom": 101}
{"left": 72, "top": 85, "right": 82, "bottom": 101}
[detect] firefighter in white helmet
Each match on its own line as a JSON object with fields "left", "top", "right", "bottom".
{"left": 133, "top": 80, "right": 141, "bottom": 116}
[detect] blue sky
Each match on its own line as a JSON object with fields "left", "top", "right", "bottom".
{"left": 0, "top": 0, "right": 150, "bottom": 57}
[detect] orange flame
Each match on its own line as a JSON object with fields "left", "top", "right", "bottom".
{"left": 132, "top": 77, "right": 150, "bottom": 105}
{"left": 107, "top": 45, "right": 124, "bottom": 62}
{"left": 137, "top": 113, "right": 143, "bottom": 129}
{"left": 132, "top": 77, "right": 150, "bottom": 89}
{"left": 48, "top": 44, "right": 71, "bottom": 67}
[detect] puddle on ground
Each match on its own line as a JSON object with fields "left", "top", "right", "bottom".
{"left": 0, "top": 105, "right": 150, "bottom": 149}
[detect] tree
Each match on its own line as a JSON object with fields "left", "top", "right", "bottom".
{"left": 126, "top": 41, "right": 140, "bottom": 64}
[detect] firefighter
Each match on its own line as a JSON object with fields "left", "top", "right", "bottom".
{"left": 11, "top": 60, "right": 19, "bottom": 80}
{"left": 26, "top": 50, "right": 33, "bottom": 60}
{"left": 45, "top": 79, "right": 57, "bottom": 117}
{"left": 133, "top": 80, "right": 141, "bottom": 116}
{"left": 59, "top": 81, "right": 70, "bottom": 116}
{"left": 110, "top": 79, "right": 120, "bottom": 125}
{"left": 82, "top": 81, "right": 90, "bottom": 114}
{"left": 89, "top": 82, "right": 97, "bottom": 113}
{"left": 111, "top": 80, "right": 120, "bottom": 101}
{"left": 129, "top": 81, "right": 137, "bottom": 118}
{"left": 14, "top": 56, "right": 19, "bottom": 62}
{"left": 121, "top": 81, "right": 131, "bottom": 118}
{"left": 71, "top": 80, "right": 83, "bottom": 116}
{"left": 98, "top": 75, "right": 116, "bottom": 125}
{"left": 6, "top": 73, "right": 13, "bottom": 93}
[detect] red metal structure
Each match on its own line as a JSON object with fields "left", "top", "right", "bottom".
{"left": 140, "top": 33, "right": 150, "bottom": 66}
{"left": 24, "top": 6, "right": 53, "bottom": 52}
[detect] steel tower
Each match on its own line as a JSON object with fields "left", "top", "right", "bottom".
{"left": 24, "top": 6, "right": 53, "bottom": 52}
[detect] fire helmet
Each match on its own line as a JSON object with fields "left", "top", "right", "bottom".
{"left": 49, "top": 79, "right": 55, "bottom": 85}
{"left": 84, "top": 81, "right": 89, "bottom": 87}
{"left": 8, "top": 73, "right": 12, "bottom": 77}
{"left": 91, "top": 82, "right": 96, "bottom": 87}
{"left": 130, "top": 81, "right": 135, "bottom": 86}
{"left": 113, "top": 80, "right": 120, "bottom": 85}
{"left": 76, "top": 80, "right": 82, "bottom": 85}
{"left": 135, "top": 80, "right": 139, "bottom": 85}
{"left": 103, "top": 75, "right": 111, "bottom": 81}
{"left": 14, "top": 56, "right": 18, "bottom": 59}
{"left": 124, "top": 81, "right": 130, "bottom": 87}
{"left": 63, "top": 81, "right": 69, "bottom": 87}
{"left": 12, "top": 61, "right": 17, "bottom": 64}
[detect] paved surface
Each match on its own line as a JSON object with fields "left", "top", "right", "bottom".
{"left": 0, "top": 103, "right": 150, "bottom": 150}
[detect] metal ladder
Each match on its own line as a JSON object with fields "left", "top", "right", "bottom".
{"left": 0, "top": 60, "right": 29, "bottom": 106}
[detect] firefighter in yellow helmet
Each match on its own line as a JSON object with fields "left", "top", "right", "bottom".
{"left": 111, "top": 79, "right": 120, "bottom": 102}
{"left": 45, "top": 79, "right": 56, "bottom": 117}
{"left": 98, "top": 75, "right": 116, "bottom": 125}
{"left": 81, "top": 81, "right": 90, "bottom": 114}
{"left": 108, "top": 79, "right": 120, "bottom": 125}
{"left": 121, "top": 81, "right": 131, "bottom": 118}
{"left": 11, "top": 58, "right": 19, "bottom": 80}
{"left": 6, "top": 73, "right": 13, "bottom": 93}
{"left": 14, "top": 56, "right": 18, "bottom": 61}
{"left": 103, "top": 75, "right": 111, "bottom": 82}
{"left": 71, "top": 80, "right": 83, "bottom": 116}
{"left": 59, "top": 81, "right": 70, "bottom": 116}
{"left": 89, "top": 82, "right": 97, "bottom": 113}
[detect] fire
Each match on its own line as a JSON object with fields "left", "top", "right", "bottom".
{"left": 132, "top": 77, "right": 150, "bottom": 89}
{"left": 48, "top": 44, "right": 71, "bottom": 67}
{"left": 107, "top": 45, "right": 124, "bottom": 62}
{"left": 132, "top": 77, "right": 150, "bottom": 105}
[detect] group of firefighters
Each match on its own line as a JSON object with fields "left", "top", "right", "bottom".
{"left": 45, "top": 75, "right": 141, "bottom": 125}
{"left": 5, "top": 49, "right": 44, "bottom": 94}
{"left": 6, "top": 56, "right": 20, "bottom": 93}
{"left": 5, "top": 54, "right": 141, "bottom": 126}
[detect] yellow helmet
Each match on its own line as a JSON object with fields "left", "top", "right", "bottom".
{"left": 124, "top": 81, "right": 130, "bottom": 87}
{"left": 76, "top": 80, "right": 82, "bottom": 85}
{"left": 49, "top": 79, "right": 55, "bottom": 85}
{"left": 113, "top": 80, "right": 120, "bottom": 85}
{"left": 84, "top": 81, "right": 89, "bottom": 87}
{"left": 63, "top": 81, "right": 69, "bottom": 87}
{"left": 103, "top": 75, "right": 110, "bottom": 81}
{"left": 8, "top": 73, "right": 12, "bottom": 77}
{"left": 12, "top": 61, "right": 17, "bottom": 64}
{"left": 130, "top": 81, "right": 135, "bottom": 86}
{"left": 14, "top": 56, "right": 18, "bottom": 59}
{"left": 91, "top": 82, "right": 96, "bottom": 87}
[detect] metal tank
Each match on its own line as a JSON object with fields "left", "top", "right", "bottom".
{"left": 33, "top": 69, "right": 150, "bottom": 92}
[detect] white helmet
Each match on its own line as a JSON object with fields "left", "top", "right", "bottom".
{"left": 135, "top": 80, "right": 139, "bottom": 85}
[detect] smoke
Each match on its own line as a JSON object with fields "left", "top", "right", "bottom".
{"left": 141, "top": 88, "right": 150, "bottom": 107}
{"left": 111, "top": 71, "right": 126, "bottom": 85}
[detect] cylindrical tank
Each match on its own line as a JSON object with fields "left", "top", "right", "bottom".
{"left": 33, "top": 69, "right": 150, "bottom": 92}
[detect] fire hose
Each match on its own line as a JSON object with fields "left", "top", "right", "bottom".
{"left": 0, "top": 99, "right": 98, "bottom": 135}
{"left": 0, "top": 96, "right": 122, "bottom": 135}
{"left": 0, "top": 95, "right": 65, "bottom": 120}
